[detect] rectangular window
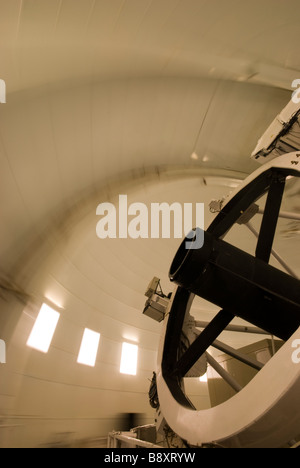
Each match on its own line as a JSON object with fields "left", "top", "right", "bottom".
{"left": 120, "top": 342, "right": 138, "bottom": 376}
{"left": 27, "top": 303, "right": 60, "bottom": 353}
{"left": 77, "top": 328, "right": 100, "bottom": 367}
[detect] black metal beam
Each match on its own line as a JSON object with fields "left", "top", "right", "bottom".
{"left": 169, "top": 229, "right": 300, "bottom": 341}
{"left": 162, "top": 287, "right": 196, "bottom": 409}
{"left": 207, "top": 171, "right": 272, "bottom": 238}
{"left": 255, "top": 174, "right": 286, "bottom": 262}
{"left": 172, "top": 309, "right": 235, "bottom": 378}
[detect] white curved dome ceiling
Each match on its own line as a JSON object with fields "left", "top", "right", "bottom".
{"left": 0, "top": 0, "right": 300, "bottom": 448}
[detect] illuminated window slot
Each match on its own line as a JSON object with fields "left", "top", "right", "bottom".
{"left": 77, "top": 328, "right": 101, "bottom": 367}
{"left": 27, "top": 303, "right": 60, "bottom": 353}
{"left": 120, "top": 342, "right": 138, "bottom": 376}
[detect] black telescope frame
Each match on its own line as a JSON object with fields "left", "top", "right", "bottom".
{"left": 162, "top": 165, "right": 300, "bottom": 410}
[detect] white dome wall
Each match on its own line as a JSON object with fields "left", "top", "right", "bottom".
{"left": 2, "top": 175, "right": 235, "bottom": 447}
{"left": 0, "top": 78, "right": 289, "bottom": 276}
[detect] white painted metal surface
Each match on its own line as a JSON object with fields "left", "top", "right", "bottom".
{"left": 252, "top": 100, "right": 300, "bottom": 164}
{"left": 222, "top": 152, "right": 300, "bottom": 211}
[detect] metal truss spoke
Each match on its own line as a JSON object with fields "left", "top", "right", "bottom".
{"left": 205, "top": 352, "right": 243, "bottom": 393}
{"left": 246, "top": 221, "right": 299, "bottom": 279}
{"left": 211, "top": 339, "right": 264, "bottom": 371}
{"left": 255, "top": 174, "right": 286, "bottom": 262}
{"left": 173, "top": 310, "right": 234, "bottom": 378}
